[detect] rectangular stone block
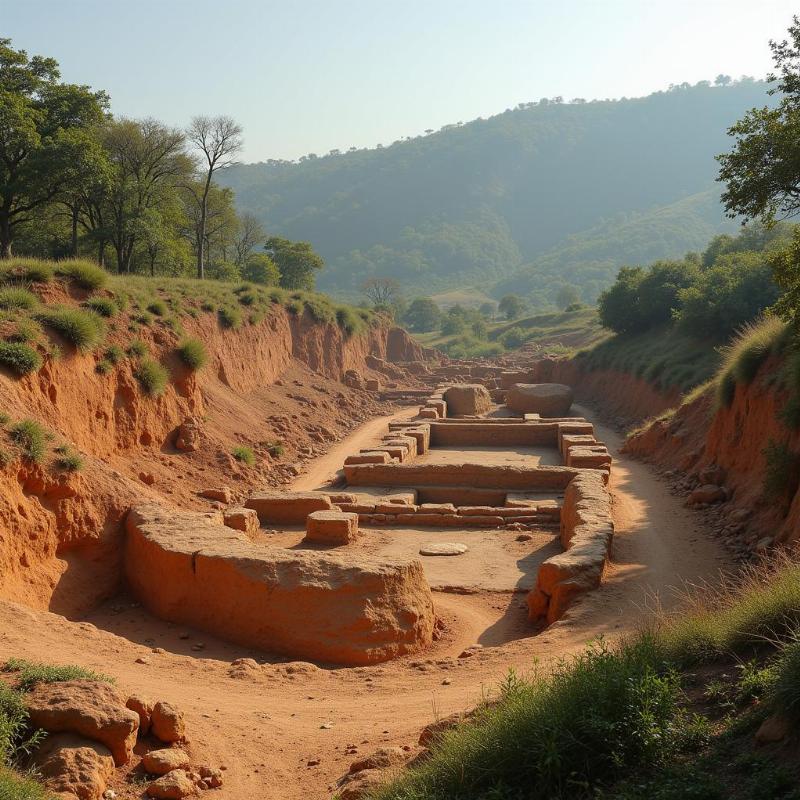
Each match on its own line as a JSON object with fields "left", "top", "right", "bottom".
{"left": 305, "top": 510, "right": 360, "bottom": 545}
{"left": 345, "top": 451, "right": 391, "bottom": 465}
{"left": 419, "top": 407, "right": 438, "bottom": 419}
{"left": 245, "top": 491, "right": 333, "bottom": 524}
{"left": 223, "top": 507, "right": 260, "bottom": 538}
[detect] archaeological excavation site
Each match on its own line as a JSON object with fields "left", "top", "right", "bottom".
{"left": 0, "top": 271, "right": 745, "bottom": 800}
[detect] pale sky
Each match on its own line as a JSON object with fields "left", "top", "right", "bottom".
{"left": 2, "top": 0, "right": 797, "bottom": 162}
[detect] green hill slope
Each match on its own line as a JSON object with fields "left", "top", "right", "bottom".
{"left": 220, "top": 80, "right": 769, "bottom": 300}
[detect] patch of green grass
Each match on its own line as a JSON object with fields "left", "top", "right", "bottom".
{"left": 127, "top": 339, "right": 148, "bottom": 358}
{"left": 83, "top": 297, "right": 117, "bottom": 318}
{"left": 34, "top": 307, "right": 104, "bottom": 351}
{"left": 0, "top": 259, "right": 53, "bottom": 285}
{"left": 771, "top": 636, "right": 800, "bottom": 723}
{"left": 762, "top": 439, "right": 800, "bottom": 504}
{"left": 9, "top": 420, "right": 47, "bottom": 463}
{"left": 232, "top": 445, "right": 255, "bottom": 465}
{"left": 0, "top": 343, "right": 42, "bottom": 376}
{"left": 2, "top": 659, "right": 111, "bottom": 693}
{"left": 53, "top": 448, "right": 84, "bottom": 472}
{"left": 0, "top": 768, "right": 51, "bottom": 800}
{"left": 0, "top": 288, "right": 37, "bottom": 311}
{"left": 104, "top": 345, "right": 124, "bottom": 365}
{"left": 218, "top": 307, "right": 242, "bottom": 329}
{"left": 134, "top": 358, "right": 169, "bottom": 397}
{"left": 95, "top": 359, "right": 112, "bottom": 374}
{"left": 0, "top": 683, "right": 43, "bottom": 768}
{"left": 336, "top": 306, "right": 367, "bottom": 337}
{"left": 6, "top": 318, "right": 43, "bottom": 345}
{"left": 146, "top": 299, "right": 168, "bottom": 316}
{"left": 176, "top": 338, "right": 207, "bottom": 371}
{"left": 53, "top": 259, "right": 108, "bottom": 290}
{"left": 267, "top": 441, "right": 284, "bottom": 458}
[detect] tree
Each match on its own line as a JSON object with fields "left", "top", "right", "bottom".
{"left": 186, "top": 115, "right": 243, "bottom": 278}
{"left": 556, "top": 284, "right": 581, "bottom": 310}
{"left": 264, "top": 236, "right": 324, "bottom": 290}
{"left": 479, "top": 302, "right": 496, "bottom": 318}
{"left": 102, "top": 118, "right": 190, "bottom": 272}
{"left": 233, "top": 212, "right": 264, "bottom": 266}
{"left": 715, "top": 74, "right": 732, "bottom": 86}
{"left": 498, "top": 294, "right": 525, "bottom": 320}
{"left": 181, "top": 181, "right": 238, "bottom": 270}
{"left": 0, "top": 39, "right": 108, "bottom": 257}
{"left": 241, "top": 252, "right": 279, "bottom": 285}
{"left": 718, "top": 17, "right": 800, "bottom": 225}
{"left": 361, "top": 277, "right": 400, "bottom": 307}
{"left": 404, "top": 297, "right": 441, "bottom": 332}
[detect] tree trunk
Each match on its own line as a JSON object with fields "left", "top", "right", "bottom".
{"left": 70, "top": 206, "right": 79, "bottom": 257}
{"left": 196, "top": 172, "right": 213, "bottom": 279}
{"left": 0, "top": 214, "right": 12, "bottom": 259}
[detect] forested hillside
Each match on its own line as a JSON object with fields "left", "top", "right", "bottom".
{"left": 221, "top": 80, "right": 769, "bottom": 304}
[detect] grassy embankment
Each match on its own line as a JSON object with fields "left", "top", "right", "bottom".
{"left": 367, "top": 555, "right": 800, "bottom": 800}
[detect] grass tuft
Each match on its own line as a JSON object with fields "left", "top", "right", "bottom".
{"left": 218, "top": 307, "right": 242, "bottom": 329}
{"left": 83, "top": 297, "right": 117, "bottom": 318}
{"left": 134, "top": 358, "right": 168, "bottom": 397}
{"left": 232, "top": 445, "right": 255, "bottom": 465}
{"left": 0, "top": 288, "right": 37, "bottom": 311}
{"left": 53, "top": 260, "right": 108, "bottom": 290}
{"left": 0, "top": 343, "right": 42, "bottom": 376}
{"left": 176, "top": 338, "right": 207, "bottom": 371}
{"left": 34, "top": 307, "right": 104, "bottom": 351}
{"left": 9, "top": 420, "right": 47, "bottom": 463}
{"left": 2, "top": 658, "right": 111, "bottom": 692}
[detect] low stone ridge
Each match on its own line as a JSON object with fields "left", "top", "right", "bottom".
{"left": 305, "top": 510, "right": 360, "bottom": 545}
{"left": 125, "top": 504, "right": 434, "bottom": 664}
{"left": 245, "top": 491, "right": 333, "bottom": 524}
{"left": 443, "top": 384, "right": 492, "bottom": 416}
{"left": 506, "top": 383, "right": 574, "bottom": 417}
{"left": 25, "top": 680, "right": 139, "bottom": 766}
{"left": 527, "top": 471, "right": 613, "bottom": 624}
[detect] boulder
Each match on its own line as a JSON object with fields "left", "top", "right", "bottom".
{"left": 146, "top": 769, "right": 197, "bottom": 799}
{"left": 443, "top": 384, "right": 491, "bottom": 416}
{"left": 755, "top": 714, "right": 790, "bottom": 743}
{"left": 126, "top": 694, "right": 153, "bottom": 736}
{"left": 687, "top": 484, "right": 726, "bottom": 505}
{"left": 349, "top": 746, "right": 408, "bottom": 774}
{"left": 25, "top": 680, "right": 139, "bottom": 766}
{"left": 506, "top": 383, "right": 574, "bottom": 417}
{"left": 34, "top": 733, "right": 115, "bottom": 800}
{"left": 142, "top": 748, "right": 192, "bottom": 775}
{"left": 304, "top": 510, "right": 359, "bottom": 545}
{"left": 199, "top": 487, "right": 232, "bottom": 504}
{"left": 366, "top": 378, "right": 381, "bottom": 391}
{"left": 175, "top": 418, "right": 202, "bottom": 452}
{"left": 343, "top": 370, "right": 365, "bottom": 390}
{"left": 150, "top": 701, "right": 186, "bottom": 744}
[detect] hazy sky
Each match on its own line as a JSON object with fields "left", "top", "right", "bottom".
{"left": 2, "top": 0, "right": 797, "bottom": 162}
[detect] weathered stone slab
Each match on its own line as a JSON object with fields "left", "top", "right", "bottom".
{"left": 506, "top": 383, "right": 574, "bottom": 417}
{"left": 245, "top": 491, "right": 333, "bottom": 524}
{"left": 305, "top": 510, "right": 359, "bottom": 545}
{"left": 443, "top": 384, "right": 492, "bottom": 416}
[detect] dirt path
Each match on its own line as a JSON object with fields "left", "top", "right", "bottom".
{"left": 0, "top": 406, "right": 732, "bottom": 800}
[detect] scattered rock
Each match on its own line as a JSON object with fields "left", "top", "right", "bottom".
{"left": 198, "top": 765, "right": 223, "bottom": 788}
{"left": 25, "top": 680, "right": 139, "bottom": 766}
{"left": 175, "top": 418, "right": 202, "bottom": 452}
{"left": 151, "top": 702, "right": 186, "bottom": 744}
{"left": 348, "top": 746, "right": 407, "bottom": 774}
{"left": 755, "top": 714, "right": 790, "bottom": 743}
{"left": 418, "top": 713, "right": 465, "bottom": 747}
{"left": 338, "top": 768, "right": 385, "bottom": 800}
{"left": 199, "top": 487, "right": 232, "bottom": 504}
{"left": 34, "top": 733, "right": 115, "bottom": 800}
{"left": 139, "top": 472, "right": 156, "bottom": 486}
{"left": 687, "top": 484, "right": 726, "bottom": 505}
{"left": 126, "top": 695, "right": 153, "bottom": 736}
{"left": 142, "top": 748, "right": 192, "bottom": 775}
{"left": 146, "top": 768, "right": 197, "bottom": 799}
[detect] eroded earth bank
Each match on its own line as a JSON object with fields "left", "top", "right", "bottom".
{"left": 0, "top": 306, "right": 736, "bottom": 800}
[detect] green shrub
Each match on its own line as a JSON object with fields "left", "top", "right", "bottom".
{"left": 127, "top": 339, "right": 148, "bottom": 358}
{"left": 146, "top": 299, "right": 168, "bottom": 316}
{"left": 0, "top": 682, "right": 42, "bottom": 767}
{"left": 9, "top": 420, "right": 47, "bottom": 463}
{"left": 54, "top": 260, "right": 108, "bottom": 290}
{"left": 336, "top": 307, "right": 364, "bottom": 337}
{"left": 267, "top": 441, "right": 284, "bottom": 457}
{"left": 232, "top": 445, "right": 255, "bottom": 465}
{"left": 762, "top": 439, "right": 800, "bottom": 503}
{"left": 218, "top": 307, "right": 242, "bottom": 329}
{"left": 6, "top": 318, "right": 42, "bottom": 345}
{"left": 499, "top": 326, "right": 526, "bottom": 349}
{"left": 176, "top": 338, "right": 207, "bottom": 371}
{"left": 200, "top": 301, "right": 216, "bottom": 313}
{"left": 0, "top": 343, "right": 42, "bottom": 376}
{"left": 0, "top": 288, "right": 37, "bottom": 311}
{"left": 771, "top": 637, "right": 800, "bottom": 722}
{"left": 83, "top": 297, "right": 117, "bottom": 318}
{"left": 134, "top": 311, "right": 153, "bottom": 327}
{"left": 371, "top": 638, "right": 695, "bottom": 800}
{"left": 2, "top": 659, "right": 111, "bottom": 693}
{"left": 238, "top": 291, "right": 256, "bottom": 306}
{"left": 0, "top": 259, "right": 53, "bottom": 284}
{"left": 35, "top": 307, "right": 104, "bottom": 350}
{"left": 95, "top": 359, "right": 112, "bottom": 375}
{"left": 134, "top": 358, "right": 168, "bottom": 397}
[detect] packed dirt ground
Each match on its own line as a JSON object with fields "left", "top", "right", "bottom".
{"left": 0, "top": 392, "right": 732, "bottom": 800}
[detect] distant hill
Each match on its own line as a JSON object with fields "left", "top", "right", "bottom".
{"left": 220, "top": 80, "right": 770, "bottom": 305}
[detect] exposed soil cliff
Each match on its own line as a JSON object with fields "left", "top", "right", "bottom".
{"left": 0, "top": 287, "right": 425, "bottom": 616}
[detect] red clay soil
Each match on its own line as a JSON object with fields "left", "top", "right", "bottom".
{"left": 0, "top": 406, "right": 732, "bottom": 800}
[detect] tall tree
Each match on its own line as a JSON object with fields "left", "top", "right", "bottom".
{"left": 0, "top": 39, "right": 107, "bottom": 257}
{"left": 361, "top": 277, "right": 401, "bottom": 307}
{"left": 233, "top": 212, "right": 265, "bottom": 266}
{"left": 186, "top": 115, "right": 242, "bottom": 278}
{"left": 264, "top": 236, "right": 324, "bottom": 290}
{"left": 102, "top": 118, "right": 190, "bottom": 273}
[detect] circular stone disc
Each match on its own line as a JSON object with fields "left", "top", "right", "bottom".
{"left": 419, "top": 542, "right": 469, "bottom": 556}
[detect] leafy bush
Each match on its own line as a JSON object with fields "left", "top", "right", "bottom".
{"left": 176, "top": 338, "right": 207, "bottom": 371}
{"left": 54, "top": 260, "right": 108, "bottom": 290}
{"left": 9, "top": 420, "right": 47, "bottom": 463}
{"left": 134, "top": 358, "right": 168, "bottom": 397}
{"left": 0, "top": 683, "right": 41, "bottom": 766}
{"left": 499, "top": 326, "right": 526, "bottom": 349}
{"left": 0, "top": 288, "right": 37, "bottom": 311}
{"left": 242, "top": 253, "right": 280, "bottom": 285}
{"left": 34, "top": 307, "right": 104, "bottom": 350}
{"left": 83, "top": 297, "right": 117, "bottom": 318}
{"left": 232, "top": 445, "right": 255, "bottom": 465}
{"left": 0, "top": 343, "right": 42, "bottom": 376}
{"left": 336, "top": 307, "right": 365, "bottom": 337}
{"left": 218, "top": 307, "right": 242, "bottom": 329}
